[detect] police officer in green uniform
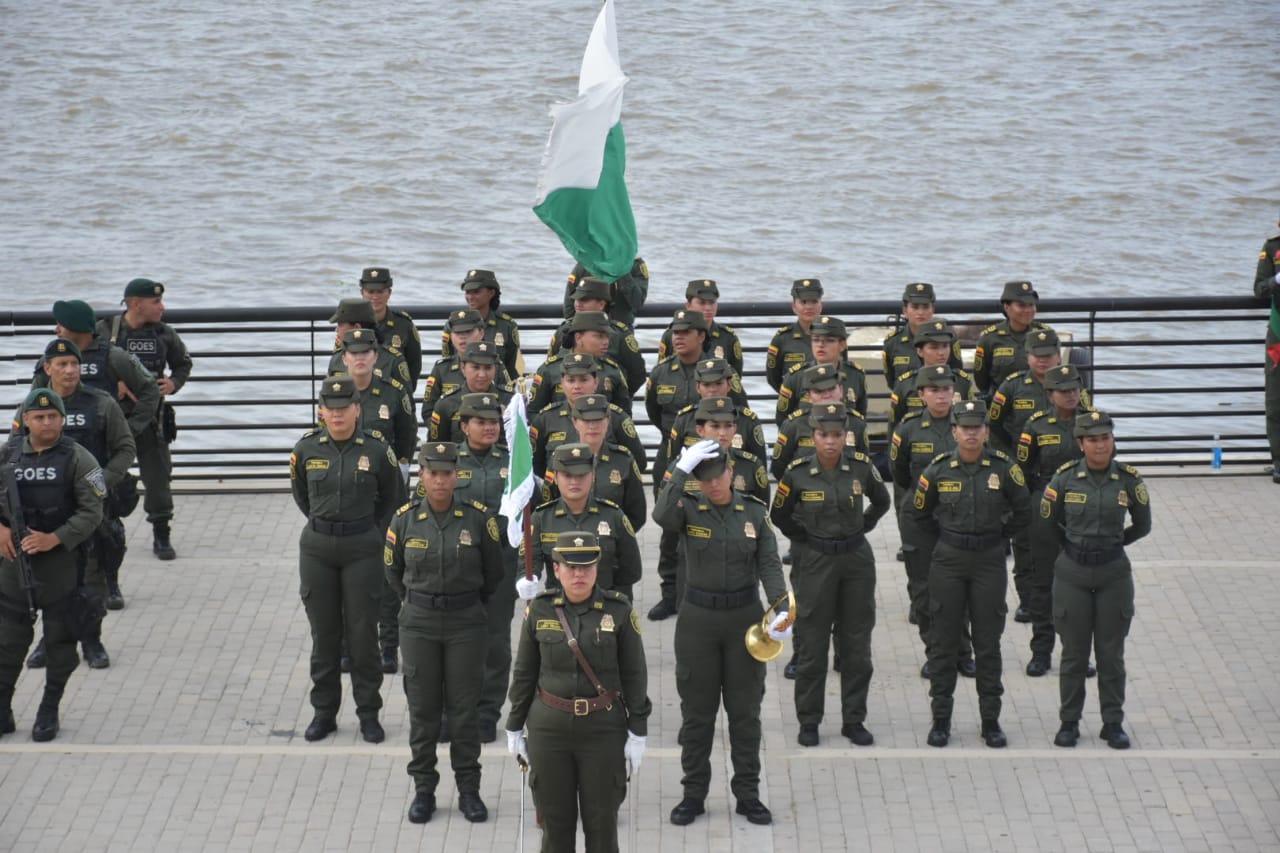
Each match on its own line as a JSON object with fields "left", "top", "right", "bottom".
{"left": 421, "top": 309, "right": 513, "bottom": 425}
{"left": 657, "top": 279, "right": 745, "bottom": 374}
{"left": 772, "top": 402, "right": 891, "bottom": 747}
{"left": 881, "top": 283, "right": 964, "bottom": 385}
{"left": 973, "top": 280, "right": 1052, "bottom": 398}
{"left": 563, "top": 258, "right": 650, "bottom": 327}
{"left": 98, "top": 278, "right": 192, "bottom": 561}
{"left": 1254, "top": 216, "right": 1280, "bottom": 482}
{"left": 904, "top": 400, "right": 1031, "bottom": 749}
{"left": 776, "top": 315, "right": 868, "bottom": 424}
{"left": 772, "top": 364, "right": 869, "bottom": 480}
{"left": 385, "top": 441, "right": 503, "bottom": 823}
{"left": 430, "top": 341, "right": 513, "bottom": 444}
{"left": 888, "top": 321, "right": 976, "bottom": 431}
{"left": 562, "top": 394, "right": 647, "bottom": 533}
{"left": 1018, "top": 365, "right": 1091, "bottom": 677}
{"left": 438, "top": 269, "right": 523, "bottom": 378}
{"left": 450, "top": 393, "right": 521, "bottom": 743}
{"left": 326, "top": 297, "right": 412, "bottom": 388}
{"left": 530, "top": 444, "right": 642, "bottom": 601}
{"left": 531, "top": 353, "right": 646, "bottom": 478}
{"left": 547, "top": 276, "right": 647, "bottom": 397}
{"left": 660, "top": 397, "right": 770, "bottom": 504}
{"left": 1041, "top": 411, "right": 1151, "bottom": 748}
{"left": 663, "top": 357, "right": 764, "bottom": 471}
{"left": 506, "top": 531, "right": 651, "bottom": 853}
{"left": 766, "top": 278, "right": 824, "bottom": 392}
{"left": 358, "top": 266, "right": 423, "bottom": 392}
{"left": 18, "top": 340, "right": 134, "bottom": 670}
{"left": 290, "top": 376, "right": 404, "bottom": 744}
{"left": 531, "top": 312, "right": 632, "bottom": 416}
{"left": 0, "top": 388, "right": 105, "bottom": 742}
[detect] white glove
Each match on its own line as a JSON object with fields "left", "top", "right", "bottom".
{"left": 1275, "top": 271, "right": 1280, "bottom": 285}
{"left": 767, "top": 611, "right": 794, "bottom": 642}
{"left": 515, "top": 576, "right": 542, "bottom": 601}
{"left": 675, "top": 438, "right": 721, "bottom": 474}
{"left": 506, "top": 729, "right": 529, "bottom": 766}
{"left": 624, "top": 732, "right": 646, "bottom": 776}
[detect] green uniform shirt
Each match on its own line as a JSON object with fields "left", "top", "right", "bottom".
{"left": 770, "top": 449, "right": 891, "bottom": 542}
{"left": 547, "top": 319, "right": 647, "bottom": 398}
{"left": 1041, "top": 459, "right": 1152, "bottom": 549}
{"left": 972, "top": 320, "right": 1052, "bottom": 394}
{"left": 881, "top": 326, "right": 963, "bottom": 385}
{"left": 766, "top": 322, "right": 812, "bottom": 391}
{"left": 903, "top": 448, "right": 1032, "bottom": 548}
{"left": 658, "top": 320, "right": 744, "bottom": 375}
{"left": 420, "top": 356, "right": 513, "bottom": 424}
{"left": 429, "top": 383, "right": 514, "bottom": 444}
{"left": 506, "top": 585, "right": 651, "bottom": 735}
{"left": 441, "top": 312, "right": 523, "bottom": 378}
{"left": 530, "top": 355, "right": 631, "bottom": 417}
{"left": 531, "top": 402, "right": 646, "bottom": 476}
{"left": 1016, "top": 408, "right": 1089, "bottom": 492}
{"left": 289, "top": 429, "right": 404, "bottom": 527}
{"left": 989, "top": 371, "right": 1092, "bottom": 453}
{"left": 889, "top": 411, "right": 955, "bottom": 497}
{"left": 353, "top": 375, "right": 416, "bottom": 463}
{"left": 888, "top": 366, "right": 977, "bottom": 431}
{"left": 776, "top": 361, "right": 868, "bottom": 424}
{"left": 328, "top": 345, "right": 412, "bottom": 389}
{"left": 384, "top": 495, "right": 504, "bottom": 601}
{"left": 528, "top": 498, "right": 642, "bottom": 594}
{"left": 771, "top": 402, "right": 869, "bottom": 481}
{"left": 652, "top": 469, "right": 786, "bottom": 600}
{"left": 542, "top": 443, "right": 646, "bottom": 534}
{"left": 665, "top": 403, "right": 767, "bottom": 470}
{"left": 659, "top": 447, "right": 771, "bottom": 506}
{"left": 645, "top": 355, "right": 704, "bottom": 440}
{"left": 375, "top": 308, "right": 422, "bottom": 390}
{"left": 451, "top": 443, "right": 510, "bottom": 514}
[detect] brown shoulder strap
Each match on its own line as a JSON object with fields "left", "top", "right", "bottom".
{"left": 555, "top": 605, "right": 610, "bottom": 697}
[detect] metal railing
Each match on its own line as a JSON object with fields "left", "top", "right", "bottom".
{"left": 1, "top": 295, "right": 1272, "bottom": 486}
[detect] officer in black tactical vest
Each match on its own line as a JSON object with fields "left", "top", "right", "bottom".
{"left": 0, "top": 389, "right": 106, "bottom": 742}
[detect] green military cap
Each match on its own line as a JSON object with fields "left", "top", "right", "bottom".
{"left": 691, "top": 444, "right": 731, "bottom": 480}
{"left": 802, "top": 363, "right": 841, "bottom": 391}
{"left": 359, "top": 267, "right": 392, "bottom": 289}
{"left": 570, "top": 310, "right": 612, "bottom": 335}
{"left": 951, "top": 399, "right": 988, "bottom": 426}
{"left": 669, "top": 309, "right": 708, "bottom": 332}
{"left": 694, "top": 396, "right": 736, "bottom": 423}
{"left": 418, "top": 441, "right": 460, "bottom": 470}
{"left": 329, "top": 297, "right": 377, "bottom": 326}
{"left": 52, "top": 299, "right": 96, "bottom": 333}
{"left": 1043, "top": 364, "right": 1083, "bottom": 391}
{"left": 124, "top": 278, "right": 165, "bottom": 299}
{"left": 913, "top": 320, "right": 956, "bottom": 346}
{"left": 917, "top": 364, "right": 956, "bottom": 388}
{"left": 1000, "top": 279, "right": 1038, "bottom": 303}
{"left": 461, "top": 340, "right": 499, "bottom": 364}
{"left": 570, "top": 393, "right": 610, "bottom": 421}
{"left": 791, "top": 278, "right": 823, "bottom": 298}
{"left": 550, "top": 442, "right": 595, "bottom": 475}
{"left": 24, "top": 387, "right": 65, "bottom": 416}
{"left": 1026, "top": 328, "right": 1061, "bottom": 356}
{"left": 319, "top": 374, "right": 360, "bottom": 407}
{"left": 808, "top": 401, "right": 848, "bottom": 430}
{"left": 459, "top": 392, "right": 502, "bottom": 420}
{"left": 686, "top": 279, "right": 719, "bottom": 300}
{"left": 1074, "top": 409, "right": 1115, "bottom": 438}
{"left": 552, "top": 531, "right": 602, "bottom": 566}
{"left": 571, "top": 276, "right": 612, "bottom": 303}
{"left": 903, "top": 282, "right": 936, "bottom": 303}
{"left": 461, "top": 269, "right": 500, "bottom": 291}
{"left": 694, "top": 357, "right": 733, "bottom": 382}
{"left": 562, "top": 352, "right": 600, "bottom": 375}
{"left": 44, "top": 338, "right": 82, "bottom": 362}
{"left": 809, "top": 315, "right": 847, "bottom": 338}
{"left": 340, "top": 328, "right": 377, "bottom": 353}
{"left": 447, "top": 308, "right": 484, "bottom": 332}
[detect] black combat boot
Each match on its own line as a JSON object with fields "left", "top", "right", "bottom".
{"left": 26, "top": 639, "right": 47, "bottom": 669}
{"left": 153, "top": 520, "right": 176, "bottom": 561}
{"left": 82, "top": 637, "right": 111, "bottom": 669}
{"left": 32, "top": 686, "right": 62, "bottom": 742}
{"left": 105, "top": 564, "right": 124, "bottom": 610}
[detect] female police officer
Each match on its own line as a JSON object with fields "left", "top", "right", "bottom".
{"left": 505, "top": 531, "right": 650, "bottom": 853}
{"left": 1040, "top": 411, "right": 1151, "bottom": 749}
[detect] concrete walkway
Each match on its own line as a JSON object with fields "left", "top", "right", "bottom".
{"left": 1, "top": 474, "right": 1278, "bottom": 853}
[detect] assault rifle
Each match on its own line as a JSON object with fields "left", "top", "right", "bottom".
{"left": 0, "top": 462, "right": 38, "bottom": 622}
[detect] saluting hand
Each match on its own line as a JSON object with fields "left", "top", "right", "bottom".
{"left": 675, "top": 438, "right": 721, "bottom": 474}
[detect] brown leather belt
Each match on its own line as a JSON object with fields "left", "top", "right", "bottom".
{"left": 537, "top": 686, "right": 618, "bottom": 716}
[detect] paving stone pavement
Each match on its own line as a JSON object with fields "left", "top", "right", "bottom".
{"left": 1, "top": 474, "right": 1278, "bottom": 852}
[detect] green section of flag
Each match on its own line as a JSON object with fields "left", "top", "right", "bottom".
{"left": 500, "top": 392, "right": 536, "bottom": 548}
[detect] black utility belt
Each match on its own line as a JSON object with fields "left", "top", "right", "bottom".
{"left": 308, "top": 515, "right": 375, "bottom": 536}
{"left": 806, "top": 532, "right": 867, "bottom": 555}
{"left": 405, "top": 589, "right": 480, "bottom": 611}
{"left": 683, "top": 585, "right": 757, "bottom": 610}
{"left": 938, "top": 529, "right": 1004, "bottom": 551}
{"left": 1063, "top": 542, "right": 1125, "bottom": 566}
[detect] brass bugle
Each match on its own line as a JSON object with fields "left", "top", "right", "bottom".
{"left": 745, "top": 590, "right": 796, "bottom": 662}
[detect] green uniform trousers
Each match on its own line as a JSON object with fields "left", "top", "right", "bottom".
{"left": 0, "top": 549, "right": 81, "bottom": 708}
{"left": 674, "top": 600, "right": 765, "bottom": 801}
{"left": 898, "top": 506, "right": 973, "bottom": 659}
{"left": 1010, "top": 525, "right": 1032, "bottom": 607}
{"left": 1053, "top": 555, "right": 1133, "bottom": 724}
{"left": 527, "top": 699, "right": 628, "bottom": 853}
{"left": 136, "top": 424, "right": 173, "bottom": 523}
{"left": 926, "top": 542, "right": 1007, "bottom": 721}
{"left": 400, "top": 600, "right": 487, "bottom": 794}
{"left": 478, "top": 549, "right": 519, "bottom": 726}
{"left": 378, "top": 578, "right": 399, "bottom": 652}
{"left": 1028, "top": 505, "right": 1062, "bottom": 658}
{"left": 298, "top": 527, "right": 383, "bottom": 720}
{"left": 791, "top": 541, "right": 875, "bottom": 725}
{"left": 1267, "top": 357, "right": 1280, "bottom": 464}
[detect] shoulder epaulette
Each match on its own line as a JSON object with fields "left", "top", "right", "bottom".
{"left": 896, "top": 369, "right": 914, "bottom": 383}
{"left": 775, "top": 324, "right": 792, "bottom": 335}
{"left": 741, "top": 406, "right": 757, "bottom": 418}
{"left": 930, "top": 451, "right": 951, "bottom": 465}
{"left": 1027, "top": 410, "right": 1049, "bottom": 423}
{"left": 596, "top": 497, "right": 622, "bottom": 511}
{"left": 1054, "top": 459, "right": 1077, "bottom": 475}
{"left": 607, "top": 403, "right": 627, "bottom": 415}
{"left": 850, "top": 450, "right": 871, "bottom": 463}
{"left": 1121, "top": 463, "right": 1142, "bottom": 477}
{"left": 955, "top": 368, "right": 973, "bottom": 379}
{"left": 498, "top": 312, "right": 516, "bottom": 322}
{"left": 717, "top": 322, "right": 737, "bottom": 335}
{"left": 786, "top": 362, "right": 805, "bottom": 375}
{"left": 600, "top": 355, "right": 622, "bottom": 368}
{"left": 536, "top": 401, "right": 561, "bottom": 416}
{"left": 395, "top": 501, "right": 414, "bottom": 516}
{"left": 535, "top": 589, "right": 560, "bottom": 600}
{"left": 734, "top": 449, "right": 759, "bottom": 463}
{"left": 603, "top": 589, "right": 630, "bottom": 604}
{"left": 675, "top": 403, "right": 695, "bottom": 416}
{"left": 784, "top": 408, "right": 808, "bottom": 422}
{"left": 899, "top": 410, "right": 924, "bottom": 426}
{"left": 980, "top": 323, "right": 1002, "bottom": 335}
{"left": 883, "top": 326, "right": 905, "bottom": 342}
{"left": 606, "top": 442, "right": 634, "bottom": 459}
{"left": 534, "top": 498, "right": 558, "bottom": 511}
{"left": 990, "top": 449, "right": 1013, "bottom": 462}
{"left": 542, "top": 354, "right": 562, "bottom": 365}
{"left": 464, "top": 499, "right": 488, "bottom": 513}
{"left": 784, "top": 456, "right": 808, "bottom": 473}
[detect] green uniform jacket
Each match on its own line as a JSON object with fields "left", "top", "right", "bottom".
{"left": 2, "top": 435, "right": 105, "bottom": 550}
{"left": 1016, "top": 408, "right": 1090, "bottom": 492}
{"left": 531, "top": 402, "right": 646, "bottom": 476}
{"left": 652, "top": 469, "right": 786, "bottom": 601}
{"left": 289, "top": 429, "right": 404, "bottom": 529}
{"left": 659, "top": 447, "right": 771, "bottom": 506}
{"left": 543, "top": 443, "right": 647, "bottom": 534}
{"left": 989, "top": 371, "right": 1093, "bottom": 453}
{"left": 771, "top": 450, "right": 891, "bottom": 543}
{"left": 645, "top": 356, "right": 705, "bottom": 447}
{"left": 1041, "top": 458, "right": 1152, "bottom": 549}
{"left": 766, "top": 322, "right": 812, "bottom": 391}
{"left": 429, "top": 383, "right": 514, "bottom": 444}
{"left": 771, "top": 403, "right": 869, "bottom": 481}
{"left": 547, "top": 319, "right": 647, "bottom": 398}
{"left": 530, "top": 354, "right": 631, "bottom": 417}
{"left": 9, "top": 386, "right": 135, "bottom": 490}
{"left": 384, "top": 495, "right": 504, "bottom": 602}
{"left": 528, "top": 498, "right": 642, "bottom": 594}
{"left": 1256, "top": 234, "right": 1280, "bottom": 346}
{"left": 658, "top": 320, "right": 744, "bottom": 375}
{"left": 420, "top": 356, "right": 513, "bottom": 424}
{"left": 441, "top": 312, "right": 523, "bottom": 378}
{"left": 665, "top": 403, "right": 767, "bottom": 470}
{"left": 902, "top": 447, "right": 1032, "bottom": 557}
{"left": 352, "top": 375, "right": 416, "bottom": 463}
{"left": 451, "top": 443, "right": 510, "bottom": 514}
{"left": 506, "top": 585, "right": 651, "bottom": 735}
{"left": 328, "top": 345, "right": 412, "bottom": 389}
{"left": 777, "top": 360, "right": 868, "bottom": 425}
{"left": 34, "top": 335, "right": 161, "bottom": 438}
{"left": 97, "top": 315, "right": 194, "bottom": 390}
{"left": 889, "top": 411, "right": 955, "bottom": 497}
{"left": 881, "top": 326, "right": 963, "bottom": 385}
{"left": 376, "top": 308, "right": 422, "bottom": 391}
{"left": 888, "top": 366, "right": 976, "bottom": 431}
{"left": 972, "top": 320, "right": 1052, "bottom": 394}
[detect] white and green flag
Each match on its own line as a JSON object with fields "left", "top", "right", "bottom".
{"left": 533, "top": 0, "right": 638, "bottom": 280}
{"left": 499, "top": 391, "right": 536, "bottom": 548}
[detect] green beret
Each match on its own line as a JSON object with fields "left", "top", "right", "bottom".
{"left": 44, "top": 338, "right": 82, "bottom": 362}
{"left": 340, "top": 328, "right": 377, "bottom": 353}
{"left": 418, "top": 441, "right": 460, "bottom": 470}
{"left": 570, "top": 394, "right": 610, "bottom": 421}
{"left": 1074, "top": 410, "right": 1115, "bottom": 438}
{"left": 1001, "top": 280, "right": 1038, "bottom": 304}
{"left": 458, "top": 392, "right": 503, "bottom": 420}
{"left": 329, "top": 297, "right": 376, "bottom": 326}
{"left": 124, "top": 278, "right": 165, "bottom": 299}
{"left": 359, "top": 267, "right": 392, "bottom": 290}
{"left": 318, "top": 375, "right": 360, "bottom": 407}
{"left": 52, "top": 299, "right": 96, "bottom": 333}
{"left": 461, "top": 269, "right": 499, "bottom": 292}
{"left": 791, "top": 278, "right": 823, "bottom": 299}
{"left": 24, "top": 388, "right": 65, "bottom": 416}
{"left": 951, "top": 399, "right": 988, "bottom": 427}
{"left": 552, "top": 531, "right": 601, "bottom": 566}
{"left": 903, "top": 282, "right": 936, "bottom": 304}
{"left": 669, "top": 309, "right": 708, "bottom": 332}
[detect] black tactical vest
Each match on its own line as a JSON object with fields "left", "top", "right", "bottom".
{"left": 11, "top": 437, "right": 78, "bottom": 533}
{"left": 115, "top": 322, "right": 166, "bottom": 376}
{"left": 78, "top": 344, "right": 114, "bottom": 395}
{"left": 60, "top": 389, "right": 108, "bottom": 465}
